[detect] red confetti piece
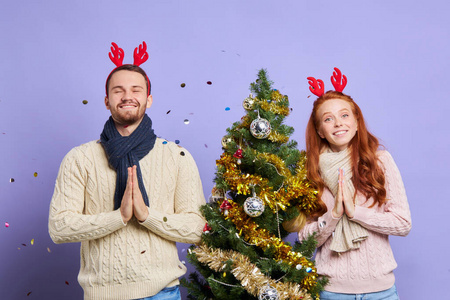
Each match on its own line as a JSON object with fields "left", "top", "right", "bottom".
{"left": 5, "top": 222, "right": 9, "bottom": 228}
{"left": 22, "top": 243, "right": 27, "bottom": 247}
{"left": 207, "top": 81, "right": 212, "bottom": 85}
{"left": 307, "top": 95, "right": 311, "bottom": 98}
{"left": 65, "top": 281, "right": 69, "bottom": 285}
{"left": 141, "top": 250, "right": 146, "bottom": 254}
{"left": 27, "top": 291, "right": 32, "bottom": 296}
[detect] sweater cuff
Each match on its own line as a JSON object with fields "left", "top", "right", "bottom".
{"left": 140, "top": 207, "right": 166, "bottom": 231}
{"left": 319, "top": 210, "right": 340, "bottom": 231}
{"left": 112, "top": 209, "right": 128, "bottom": 229}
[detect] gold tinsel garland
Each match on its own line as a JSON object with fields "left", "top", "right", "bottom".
{"left": 216, "top": 153, "right": 318, "bottom": 214}
{"left": 223, "top": 200, "right": 318, "bottom": 290}
{"left": 194, "top": 243, "right": 312, "bottom": 300}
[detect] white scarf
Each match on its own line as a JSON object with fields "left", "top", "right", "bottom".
{"left": 319, "top": 148, "right": 368, "bottom": 253}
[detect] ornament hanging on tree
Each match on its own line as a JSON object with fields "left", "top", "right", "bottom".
{"left": 250, "top": 111, "right": 271, "bottom": 139}
{"left": 243, "top": 195, "right": 265, "bottom": 217}
{"left": 233, "top": 148, "right": 243, "bottom": 165}
{"left": 258, "top": 284, "right": 279, "bottom": 300}
{"left": 220, "top": 199, "right": 232, "bottom": 216}
{"left": 243, "top": 94, "right": 256, "bottom": 110}
{"left": 209, "top": 186, "right": 225, "bottom": 203}
{"left": 203, "top": 223, "right": 212, "bottom": 234}
{"left": 221, "top": 136, "right": 234, "bottom": 148}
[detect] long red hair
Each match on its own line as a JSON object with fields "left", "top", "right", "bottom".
{"left": 306, "top": 91, "right": 387, "bottom": 217}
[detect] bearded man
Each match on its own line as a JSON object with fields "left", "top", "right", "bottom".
{"left": 48, "top": 42, "right": 205, "bottom": 300}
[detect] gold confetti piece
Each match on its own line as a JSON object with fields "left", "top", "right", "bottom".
{"left": 31, "top": 239, "right": 34, "bottom": 245}
{"left": 82, "top": 100, "right": 88, "bottom": 104}
{"left": 33, "top": 172, "right": 38, "bottom": 177}
{"left": 47, "top": 247, "right": 51, "bottom": 253}
{"left": 180, "top": 83, "right": 186, "bottom": 88}
{"left": 9, "top": 178, "right": 14, "bottom": 183}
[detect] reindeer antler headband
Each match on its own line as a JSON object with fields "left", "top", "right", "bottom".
{"left": 307, "top": 67, "right": 347, "bottom": 97}
{"left": 106, "top": 41, "right": 151, "bottom": 96}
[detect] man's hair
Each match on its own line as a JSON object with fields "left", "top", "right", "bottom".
{"left": 105, "top": 64, "right": 151, "bottom": 96}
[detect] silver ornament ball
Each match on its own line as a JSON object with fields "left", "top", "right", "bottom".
{"left": 250, "top": 117, "right": 271, "bottom": 139}
{"left": 258, "top": 285, "right": 279, "bottom": 300}
{"left": 243, "top": 196, "right": 265, "bottom": 217}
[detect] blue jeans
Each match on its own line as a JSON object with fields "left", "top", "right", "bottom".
{"left": 320, "top": 285, "right": 399, "bottom": 300}
{"left": 134, "top": 285, "right": 181, "bottom": 300}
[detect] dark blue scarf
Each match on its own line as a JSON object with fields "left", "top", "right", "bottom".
{"left": 100, "top": 114, "right": 156, "bottom": 209}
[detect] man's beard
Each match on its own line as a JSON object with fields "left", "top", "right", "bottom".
{"left": 110, "top": 106, "right": 145, "bottom": 126}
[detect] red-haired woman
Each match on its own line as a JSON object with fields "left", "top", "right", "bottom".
{"left": 298, "top": 70, "right": 412, "bottom": 300}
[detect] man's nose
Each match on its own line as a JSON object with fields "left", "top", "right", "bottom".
{"left": 122, "top": 90, "right": 132, "bottom": 100}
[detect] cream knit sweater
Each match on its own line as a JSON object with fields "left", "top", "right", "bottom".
{"left": 48, "top": 138, "right": 206, "bottom": 300}
{"left": 298, "top": 150, "right": 411, "bottom": 294}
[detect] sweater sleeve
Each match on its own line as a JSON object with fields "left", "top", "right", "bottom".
{"left": 48, "top": 147, "right": 126, "bottom": 244}
{"left": 140, "top": 148, "right": 206, "bottom": 244}
{"left": 351, "top": 150, "right": 412, "bottom": 236}
{"left": 298, "top": 190, "right": 340, "bottom": 247}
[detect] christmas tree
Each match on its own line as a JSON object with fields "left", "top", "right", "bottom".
{"left": 182, "top": 69, "right": 326, "bottom": 299}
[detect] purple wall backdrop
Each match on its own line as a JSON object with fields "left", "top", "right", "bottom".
{"left": 1, "top": 0, "right": 449, "bottom": 299}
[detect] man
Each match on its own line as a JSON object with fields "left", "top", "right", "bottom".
{"left": 48, "top": 42, "right": 206, "bottom": 300}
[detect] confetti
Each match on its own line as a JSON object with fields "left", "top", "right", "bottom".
{"left": 5, "top": 222, "right": 9, "bottom": 228}
{"left": 162, "top": 141, "right": 168, "bottom": 144}
{"left": 141, "top": 250, "right": 146, "bottom": 254}
{"left": 166, "top": 110, "right": 171, "bottom": 114}
{"left": 175, "top": 140, "right": 180, "bottom": 144}
{"left": 225, "top": 107, "right": 230, "bottom": 111}
{"left": 31, "top": 239, "right": 34, "bottom": 246}
{"left": 307, "top": 95, "right": 311, "bottom": 98}
{"left": 27, "top": 291, "right": 32, "bottom": 296}
{"left": 207, "top": 81, "right": 212, "bottom": 85}
{"left": 22, "top": 243, "right": 27, "bottom": 247}
{"left": 180, "top": 83, "right": 186, "bottom": 88}
{"left": 180, "top": 151, "right": 185, "bottom": 156}
{"left": 204, "top": 144, "right": 208, "bottom": 148}
{"left": 65, "top": 281, "right": 70, "bottom": 285}
{"left": 33, "top": 172, "right": 38, "bottom": 177}
{"left": 82, "top": 100, "right": 88, "bottom": 104}
{"left": 47, "top": 247, "right": 51, "bottom": 253}
{"left": 9, "top": 178, "right": 14, "bottom": 183}
{"left": 184, "top": 119, "right": 190, "bottom": 125}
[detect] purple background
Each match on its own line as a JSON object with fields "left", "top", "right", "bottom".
{"left": 1, "top": 0, "right": 449, "bottom": 299}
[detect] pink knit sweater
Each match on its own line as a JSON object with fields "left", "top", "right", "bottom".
{"left": 298, "top": 150, "right": 411, "bottom": 294}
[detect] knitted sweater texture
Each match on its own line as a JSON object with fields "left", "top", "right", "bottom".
{"left": 48, "top": 138, "right": 206, "bottom": 300}
{"left": 298, "top": 150, "right": 411, "bottom": 294}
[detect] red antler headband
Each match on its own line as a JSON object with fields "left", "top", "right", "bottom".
{"left": 106, "top": 41, "right": 151, "bottom": 96}
{"left": 307, "top": 67, "right": 347, "bottom": 97}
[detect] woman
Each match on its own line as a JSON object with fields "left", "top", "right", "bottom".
{"left": 298, "top": 68, "right": 411, "bottom": 299}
